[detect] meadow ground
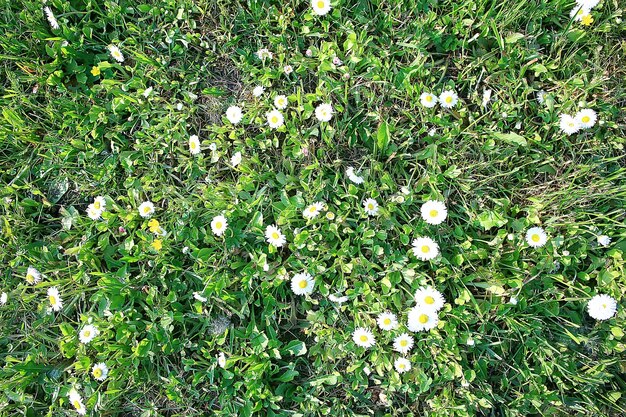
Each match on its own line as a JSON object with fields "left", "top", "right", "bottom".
{"left": 1, "top": 0, "right": 625, "bottom": 416}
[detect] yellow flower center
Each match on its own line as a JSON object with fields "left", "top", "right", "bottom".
{"left": 359, "top": 335, "right": 368, "bottom": 342}
{"left": 399, "top": 363, "right": 405, "bottom": 369}
{"left": 83, "top": 330, "right": 91, "bottom": 337}
{"left": 445, "top": 96, "right": 453, "bottom": 103}
{"left": 72, "top": 400, "right": 81, "bottom": 410}
{"left": 49, "top": 295, "right": 57, "bottom": 305}
{"left": 368, "top": 203, "right": 374, "bottom": 210}
{"left": 113, "top": 51, "right": 121, "bottom": 58}
{"left": 94, "top": 201, "right": 101, "bottom": 209}
{"left": 143, "top": 206, "right": 151, "bottom": 213}
{"left": 426, "top": 95, "right": 432, "bottom": 102}
{"left": 400, "top": 340, "right": 408, "bottom": 347}
{"left": 419, "top": 314, "right": 429, "bottom": 324}
{"left": 272, "top": 232, "right": 279, "bottom": 240}
{"left": 152, "top": 240, "right": 162, "bottom": 251}
{"left": 215, "top": 221, "right": 222, "bottom": 229}
{"left": 602, "top": 303, "right": 607, "bottom": 309}
{"left": 190, "top": 141, "right": 197, "bottom": 149}
{"left": 429, "top": 209, "right": 438, "bottom": 218}
{"left": 309, "top": 207, "right": 317, "bottom": 213}
{"left": 383, "top": 318, "right": 391, "bottom": 325}
{"left": 531, "top": 234, "right": 540, "bottom": 242}
{"left": 317, "top": 0, "right": 325, "bottom": 8}
{"left": 271, "top": 116, "right": 278, "bottom": 124}
{"left": 26, "top": 273, "right": 34, "bottom": 283}
{"left": 424, "top": 296, "right": 435, "bottom": 304}
{"left": 93, "top": 368, "right": 102, "bottom": 377}
{"left": 581, "top": 116, "right": 590, "bottom": 123}
{"left": 421, "top": 245, "right": 430, "bottom": 253}
{"left": 299, "top": 280, "right": 308, "bottom": 289}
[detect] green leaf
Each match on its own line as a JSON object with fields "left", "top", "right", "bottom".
{"left": 281, "top": 340, "right": 307, "bottom": 356}
{"left": 477, "top": 210, "right": 508, "bottom": 230}
{"left": 493, "top": 132, "right": 527, "bottom": 146}
{"left": 376, "top": 121, "right": 390, "bottom": 152}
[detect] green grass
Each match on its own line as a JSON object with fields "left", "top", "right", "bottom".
{"left": 1, "top": 0, "right": 625, "bottom": 416}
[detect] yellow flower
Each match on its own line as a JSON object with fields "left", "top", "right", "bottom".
{"left": 581, "top": 14, "right": 593, "bottom": 26}
{"left": 151, "top": 239, "right": 162, "bottom": 251}
{"left": 148, "top": 219, "right": 160, "bottom": 233}
{"left": 91, "top": 66, "right": 101, "bottom": 76}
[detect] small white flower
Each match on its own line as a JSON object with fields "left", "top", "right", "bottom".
{"left": 394, "top": 357, "right": 412, "bottom": 373}
{"left": 0, "top": 292, "right": 7, "bottom": 305}
{"left": 47, "top": 287, "right": 63, "bottom": 312}
{"left": 420, "top": 92, "right": 438, "bottom": 108}
{"left": 466, "top": 337, "right": 475, "bottom": 346}
{"left": 439, "top": 90, "right": 459, "bottom": 108}
{"left": 509, "top": 297, "right": 518, "bottom": 305}
{"left": 570, "top": 5, "right": 591, "bottom": 21}
{"left": 68, "top": 389, "right": 86, "bottom": 415}
{"left": 256, "top": 48, "right": 273, "bottom": 61}
{"left": 274, "top": 95, "right": 288, "bottom": 110}
{"left": 346, "top": 167, "right": 364, "bottom": 184}
{"left": 226, "top": 106, "right": 243, "bottom": 124}
{"left": 266, "top": 109, "right": 284, "bottom": 129}
{"left": 138, "top": 201, "right": 155, "bottom": 218}
{"left": 407, "top": 307, "right": 439, "bottom": 332}
{"left": 143, "top": 86, "right": 153, "bottom": 98}
{"left": 329, "top": 294, "right": 349, "bottom": 304}
{"left": 352, "top": 327, "right": 376, "bottom": 348}
{"left": 283, "top": 65, "right": 293, "bottom": 75}
{"left": 265, "top": 225, "right": 286, "bottom": 247}
{"left": 176, "top": 103, "right": 183, "bottom": 111}
{"left": 332, "top": 56, "right": 343, "bottom": 66}
{"left": 303, "top": 202, "right": 325, "bottom": 219}
{"left": 93, "top": 196, "right": 106, "bottom": 212}
{"left": 91, "top": 362, "right": 109, "bottom": 381}
{"left": 108, "top": 45, "right": 125, "bottom": 63}
{"left": 25, "top": 267, "right": 42, "bottom": 285}
{"left": 363, "top": 198, "right": 379, "bottom": 216}
{"left": 414, "top": 286, "right": 445, "bottom": 312}
{"left": 305, "top": 49, "right": 313, "bottom": 57}
{"left": 315, "top": 103, "right": 333, "bottom": 122}
{"left": 79, "top": 324, "right": 99, "bottom": 344}
{"left": 420, "top": 200, "right": 447, "bottom": 225}
{"left": 44, "top": 6, "right": 59, "bottom": 29}
{"left": 311, "top": 0, "right": 332, "bottom": 16}
{"left": 290, "top": 272, "right": 315, "bottom": 295}
{"left": 231, "top": 151, "right": 242, "bottom": 167}
{"left": 189, "top": 135, "right": 201, "bottom": 155}
{"left": 537, "top": 90, "right": 546, "bottom": 104}
{"left": 575, "top": 109, "right": 597, "bottom": 129}
{"left": 576, "top": 0, "right": 600, "bottom": 8}
{"left": 217, "top": 352, "right": 226, "bottom": 368}
{"left": 559, "top": 114, "right": 581, "bottom": 135}
{"left": 209, "top": 143, "right": 217, "bottom": 151}
{"left": 526, "top": 227, "right": 548, "bottom": 248}
{"left": 193, "top": 292, "right": 208, "bottom": 302}
{"left": 428, "top": 128, "right": 437, "bottom": 136}
{"left": 411, "top": 237, "right": 439, "bottom": 261}
{"left": 376, "top": 312, "right": 398, "bottom": 331}
{"left": 253, "top": 85, "right": 265, "bottom": 97}
{"left": 393, "top": 333, "right": 414, "bottom": 354}
{"left": 211, "top": 215, "right": 228, "bottom": 236}
{"left": 587, "top": 294, "right": 618, "bottom": 321}
{"left": 482, "top": 89, "right": 492, "bottom": 107}
{"left": 597, "top": 235, "right": 611, "bottom": 247}
{"left": 86, "top": 203, "right": 102, "bottom": 220}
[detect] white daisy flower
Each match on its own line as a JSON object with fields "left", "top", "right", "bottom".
{"left": 587, "top": 294, "right": 618, "bottom": 321}
{"left": 363, "top": 198, "right": 379, "bottom": 216}
{"left": 570, "top": 5, "right": 591, "bottom": 21}
{"left": 217, "top": 352, "right": 226, "bottom": 368}
{"left": 376, "top": 312, "right": 398, "bottom": 331}
{"left": 86, "top": 203, "right": 102, "bottom": 220}
{"left": 193, "top": 292, "right": 208, "bottom": 302}
{"left": 91, "top": 362, "right": 109, "bottom": 381}
{"left": 25, "top": 266, "right": 42, "bottom": 285}
{"left": 189, "top": 135, "right": 201, "bottom": 155}
{"left": 211, "top": 215, "right": 228, "bottom": 236}
{"left": 559, "top": 114, "right": 581, "bottom": 135}
{"left": 482, "top": 89, "right": 492, "bottom": 107}
{"left": 253, "top": 85, "right": 265, "bottom": 97}
{"left": 283, "top": 65, "right": 293, "bottom": 75}
{"left": 393, "top": 333, "right": 414, "bottom": 354}
{"left": 138, "top": 201, "right": 155, "bottom": 218}
{"left": 576, "top": 0, "right": 600, "bottom": 9}
{"left": 68, "top": 389, "right": 86, "bottom": 415}
{"left": 414, "top": 286, "right": 445, "bottom": 312}
{"left": 274, "top": 95, "right": 288, "bottom": 110}
{"left": 226, "top": 106, "right": 243, "bottom": 124}
{"left": 575, "top": 109, "right": 597, "bottom": 129}
{"left": 439, "top": 90, "right": 459, "bottom": 108}
{"left": 466, "top": 337, "right": 475, "bottom": 346}
{"left": 266, "top": 109, "right": 284, "bottom": 129}
{"left": 256, "top": 48, "right": 273, "bottom": 61}
{"left": 79, "top": 324, "right": 99, "bottom": 344}
{"left": 526, "top": 227, "right": 548, "bottom": 248}
{"left": 597, "top": 235, "right": 611, "bottom": 247}
{"left": 44, "top": 6, "right": 59, "bottom": 29}
{"left": 419, "top": 92, "right": 438, "bottom": 108}
{"left": 265, "top": 225, "right": 286, "bottom": 247}
{"left": 93, "top": 196, "right": 106, "bottom": 212}
{"left": 509, "top": 297, "right": 518, "bottom": 305}
{"left": 315, "top": 103, "right": 333, "bottom": 122}
{"left": 411, "top": 237, "right": 439, "bottom": 261}
{"left": 394, "top": 357, "right": 411, "bottom": 373}
{"left": 352, "top": 327, "right": 376, "bottom": 348}
{"left": 47, "top": 287, "right": 63, "bottom": 312}
{"left": 303, "top": 202, "right": 325, "bottom": 219}
{"left": 0, "top": 292, "right": 7, "bottom": 305}
{"left": 311, "top": 0, "right": 332, "bottom": 15}
{"left": 346, "top": 167, "right": 364, "bottom": 184}
{"left": 231, "top": 151, "right": 242, "bottom": 167}
{"left": 537, "top": 90, "right": 546, "bottom": 104}
{"left": 407, "top": 307, "right": 439, "bottom": 332}
{"left": 420, "top": 200, "right": 447, "bottom": 225}
{"left": 209, "top": 143, "right": 217, "bottom": 151}
{"left": 107, "top": 45, "right": 125, "bottom": 63}
{"left": 290, "top": 272, "right": 315, "bottom": 296}
{"left": 328, "top": 294, "right": 349, "bottom": 304}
